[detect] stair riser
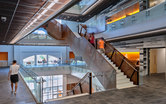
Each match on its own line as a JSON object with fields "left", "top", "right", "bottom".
{"left": 102, "top": 54, "right": 136, "bottom": 89}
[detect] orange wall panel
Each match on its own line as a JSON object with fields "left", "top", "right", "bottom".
{"left": 121, "top": 52, "right": 139, "bottom": 64}
{"left": 0, "top": 52, "right": 8, "bottom": 61}
{"left": 106, "top": 3, "right": 140, "bottom": 24}
{"left": 69, "top": 52, "right": 75, "bottom": 59}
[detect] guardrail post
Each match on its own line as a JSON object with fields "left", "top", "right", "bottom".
{"left": 137, "top": 71, "right": 139, "bottom": 85}
{"left": 130, "top": 70, "right": 136, "bottom": 81}
{"left": 79, "top": 83, "right": 83, "bottom": 93}
{"left": 119, "top": 57, "right": 125, "bottom": 69}
{"left": 110, "top": 49, "right": 115, "bottom": 59}
{"left": 89, "top": 73, "right": 92, "bottom": 95}
{"left": 73, "top": 90, "right": 75, "bottom": 95}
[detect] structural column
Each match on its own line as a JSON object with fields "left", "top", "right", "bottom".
{"left": 139, "top": 0, "right": 149, "bottom": 11}
{"left": 35, "top": 55, "right": 37, "bottom": 66}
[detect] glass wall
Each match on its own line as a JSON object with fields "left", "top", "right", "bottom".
{"left": 42, "top": 75, "right": 63, "bottom": 101}
{"left": 23, "top": 54, "right": 61, "bottom": 66}
{"left": 48, "top": 55, "right": 60, "bottom": 65}
{"left": 23, "top": 55, "right": 35, "bottom": 66}
{"left": 25, "top": 28, "right": 52, "bottom": 40}
{"left": 37, "top": 55, "right": 47, "bottom": 65}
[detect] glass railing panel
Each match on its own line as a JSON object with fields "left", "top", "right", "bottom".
{"left": 108, "top": 2, "right": 166, "bottom": 31}
{"left": 21, "top": 63, "right": 111, "bottom": 103}
{"left": 19, "top": 68, "right": 42, "bottom": 103}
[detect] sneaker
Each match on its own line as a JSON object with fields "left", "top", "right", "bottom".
{"left": 14, "top": 92, "right": 16, "bottom": 95}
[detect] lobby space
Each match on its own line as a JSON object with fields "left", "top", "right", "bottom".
{"left": 46, "top": 73, "right": 166, "bottom": 104}
{"left": 0, "top": 68, "right": 35, "bottom": 104}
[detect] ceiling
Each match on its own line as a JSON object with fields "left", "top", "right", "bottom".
{"left": 56, "top": 0, "right": 121, "bottom": 22}
{"left": 0, "top": 0, "right": 121, "bottom": 45}
{"left": 0, "top": 0, "right": 46, "bottom": 44}
{"left": 0, "top": 0, "right": 78, "bottom": 45}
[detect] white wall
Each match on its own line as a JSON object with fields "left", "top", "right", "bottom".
{"left": 14, "top": 45, "right": 71, "bottom": 65}
{"left": 0, "top": 45, "right": 72, "bottom": 66}
{"left": 117, "top": 48, "right": 139, "bottom": 52}
{"left": 156, "top": 48, "right": 166, "bottom": 73}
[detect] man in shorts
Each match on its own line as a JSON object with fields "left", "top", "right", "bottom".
{"left": 8, "top": 60, "right": 20, "bottom": 95}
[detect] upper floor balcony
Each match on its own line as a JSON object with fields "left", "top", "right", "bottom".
{"left": 103, "top": 1, "right": 166, "bottom": 39}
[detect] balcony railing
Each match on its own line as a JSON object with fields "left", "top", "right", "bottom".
{"left": 108, "top": 2, "right": 166, "bottom": 32}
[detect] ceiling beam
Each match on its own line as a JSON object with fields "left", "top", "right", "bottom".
{"left": 0, "top": 1, "right": 41, "bottom": 9}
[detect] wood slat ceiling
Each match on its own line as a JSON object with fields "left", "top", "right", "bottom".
{"left": 0, "top": 0, "right": 46, "bottom": 44}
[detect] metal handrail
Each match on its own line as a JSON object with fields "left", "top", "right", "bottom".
{"left": 78, "top": 24, "right": 87, "bottom": 36}
{"left": 20, "top": 65, "right": 40, "bottom": 83}
{"left": 78, "top": 24, "right": 138, "bottom": 72}
{"left": 67, "top": 72, "right": 90, "bottom": 94}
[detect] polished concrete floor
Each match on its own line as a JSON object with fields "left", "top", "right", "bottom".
{"left": 0, "top": 67, "right": 36, "bottom": 104}
{"left": 47, "top": 73, "right": 166, "bottom": 104}
{"left": 1, "top": 66, "right": 166, "bottom": 104}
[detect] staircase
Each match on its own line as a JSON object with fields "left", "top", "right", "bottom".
{"left": 44, "top": 20, "right": 139, "bottom": 90}
{"left": 100, "top": 51, "right": 136, "bottom": 89}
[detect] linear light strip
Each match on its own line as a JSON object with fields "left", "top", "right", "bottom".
{"left": 10, "top": 0, "right": 50, "bottom": 43}
{"left": 82, "top": 0, "right": 102, "bottom": 15}
{"left": 10, "top": 0, "right": 57, "bottom": 44}
{"left": 11, "top": 0, "right": 73, "bottom": 44}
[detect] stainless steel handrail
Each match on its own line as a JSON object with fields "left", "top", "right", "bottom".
{"left": 20, "top": 65, "right": 40, "bottom": 83}
{"left": 67, "top": 72, "right": 90, "bottom": 94}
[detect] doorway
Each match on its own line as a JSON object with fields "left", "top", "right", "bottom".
{"left": 149, "top": 48, "right": 165, "bottom": 74}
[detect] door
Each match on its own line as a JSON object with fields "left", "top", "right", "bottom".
{"left": 150, "top": 49, "right": 157, "bottom": 74}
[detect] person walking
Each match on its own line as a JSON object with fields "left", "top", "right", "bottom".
{"left": 89, "top": 33, "right": 95, "bottom": 47}
{"left": 98, "top": 37, "right": 105, "bottom": 53}
{"left": 8, "top": 60, "right": 20, "bottom": 95}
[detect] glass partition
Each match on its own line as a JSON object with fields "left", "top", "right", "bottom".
{"left": 23, "top": 55, "right": 35, "bottom": 66}
{"left": 20, "top": 65, "right": 107, "bottom": 103}
{"left": 37, "top": 55, "right": 47, "bottom": 65}
{"left": 48, "top": 55, "right": 60, "bottom": 65}
{"left": 19, "top": 67, "right": 43, "bottom": 103}
{"left": 65, "top": 0, "right": 97, "bottom": 15}
{"left": 107, "top": 1, "right": 166, "bottom": 32}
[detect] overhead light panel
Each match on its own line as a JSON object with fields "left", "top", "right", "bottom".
{"left": 47, "top": 2, "right": 55, "bottom": 9}
{"left": 82, "top": 0, "right": 102, "bottom": 15}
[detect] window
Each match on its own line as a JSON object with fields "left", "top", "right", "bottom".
{"left": 37, "top": 55, "right": 47, "bottom": 65}
{"left": 42, "top": 75, "right": 63, "bottom": 101}
{"left": 23, "top": 55, "right": 35, "bottom": 66}
{"left": 48, "top": 55, "right": 60, "bottom": 65}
